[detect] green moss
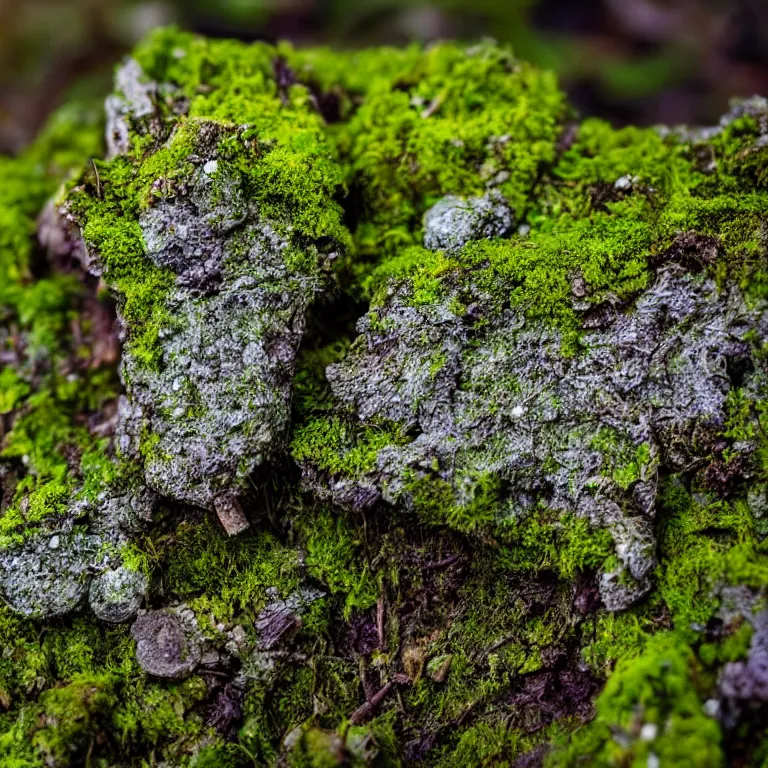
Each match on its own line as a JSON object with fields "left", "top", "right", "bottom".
{"left": 291, "top": 415, "right": 407, "bottom": 479}
{"left": 295, "top": 507, "right": 378, "bottom": 617}
{"left": 452, "top": 509, "right": 617, "bottom": 585}
{"left": 550, "top": 632, "right": 724, "bottom": 767}
{"left": 148, "top": 515, "right": 303, "bottom": 626}
{"left": 325, "top": 41, "right": 565, "bottom": 266}
{"left": 8, "top": 27, "right": 768, "bottom": 767}
{"left": 656, "top": 477, "right": 758, "bottom": 629}
{"left": 0, "top": 368, "right": 119, "bottom": 545}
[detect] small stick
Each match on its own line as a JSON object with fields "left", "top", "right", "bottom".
{"left": 90, "top": 159, "right": 102, "bottom": 199}
{"left": 377, "top": 594, "right": 385, "bottom": 650}
{"left": 423, "top": 554, "right": 462, "bottom": 571}
{"left": 349, "top": 674, "right": 410, "bottom": 725}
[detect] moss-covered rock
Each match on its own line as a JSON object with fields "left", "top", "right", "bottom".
{"left": 2, "top": 25, "right": 768, "bottom": 767}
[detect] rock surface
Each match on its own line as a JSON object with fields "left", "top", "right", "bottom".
{"left": 80, "top": 108, "right": 336, "bottom": 512}
{"left": 3, "top": 28, "right": 768, "bottom": 768}
{"left": 89, "top": 565, "right": 147, "bottom": 623}
{"left": 0, "top": 532, "right": 103, "bottom": 618}
{"left": 423, "top": 192, "right": 514, "bottom": 253}
{"left": 320, "top": 260, "right": 762, "bottom": 610}
{"left": 131, "top": 609, "right": 201, "bottom": 679}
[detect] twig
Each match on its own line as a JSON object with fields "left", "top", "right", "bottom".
{"left": 422, "top": 553, "right": 462, "bottom": 571}
{"left": 90, "top": 158, "right": 102, "bottom": 199}
{"left": 349, "top": 674, "right": 410, "bottom": 725}
{"left": 377, "top": 594, "right": 385, "bottom": 650}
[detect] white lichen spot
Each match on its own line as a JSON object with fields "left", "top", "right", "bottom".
{"left": 614, "top": 174, "right": 639, "bottom": 190}
{"left": 203, "top": 159, "right": 219, "bottom": 176}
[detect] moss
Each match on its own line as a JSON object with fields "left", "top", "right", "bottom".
{"left": 149, "top": 515, "right": 303, "bottom": 626}
{"left": 294, "top": 506, "right": 378, "bottom": 617}
{"left": 656, "top": 477, "right": 758, "bottom": 629}
{"left": 550, "top": 632, "right": 724, "bottom": 767}
{"left": 495, "top": 512, "right": 615, "bottom": 580}
{"left": 322, "top": 42, "right": 564, "bottom": 266}
{"left": 0, "top": 101, "right": 102, "bottom": 320}
{"left": 0, "top": 604, "right": 232, "bottom": 766}
{"left": 405, "top": 470, "right": 501, "bottom": 533}
{"left": 7, "top": 26, "right": 768, "bottom": 767}
{"left": 291, "top": 416, "right": 407, "bottom": 480}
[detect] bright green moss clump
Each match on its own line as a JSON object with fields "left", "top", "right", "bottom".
{"left": 549, "top": 633, "right": 724, "bottom": 768}
{"left": 0, "top": 102, "right": 122, "bottom": 543}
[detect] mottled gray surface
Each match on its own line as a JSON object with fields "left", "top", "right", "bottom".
{"left": 0, "top": 532, "right": 103, "bottom": 618}
{"left": 317, "top": 264, "right": 763, "bottom": 610}
{"left": 423, "top": 192, "right": 513, "bottom": 253}
{"left": 105, "top": 58, "right": 159, "bottom": 159}
{"left": 110, "top": 121, "right": 329, "bottom": 510}
{"left": 89, "top": 483, "right": 158, "bottom": 538}
{"left": 89, "top": 565, "right": 147, "bottom": 623}
{"left": 131, "top": 608, "right": 201, "bottom": 679}
{"left": 254, "top": 587, "right": 324, "bottom": 650}
{"left": 720, "top": 611, "right": 768, "bottom": 729}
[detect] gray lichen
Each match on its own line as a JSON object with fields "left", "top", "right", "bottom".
{"left": 318, "top": 263, "right": 763, "bottom": 610}
{"left": 89, "top": 565, "right": 148, "bottom": 623}
{"left": 0, "top": 532, "right": 104, "bottom": 618}
{"left": 423, "top": 192, "right": 514, "bottom": 253}
{"left": 110, "top": 121, "right": 331, "bottom": 512}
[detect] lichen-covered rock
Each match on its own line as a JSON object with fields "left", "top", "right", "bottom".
{"left": 105, "top": 57, "right": 161, "bottom": 159}
{"left": 311, "top": 263, "right": 763, "bottom": 610}
{"left": 131, "top": 609, "right": 201, "bottom": 679}
{"left": 109, "top": 121, "right": 329, "bottom": 511}
{"left": 423, "top": 192, "right": 513, "bottom": 253}
{"left": 66, "top": 59, "right": 346, "bottom": 513}
{"left": 5, "top": 25, "right": 768, "bottom": 768}
{"left": 0, "top": 532, "right": 103, "bottom": 618}
{"left": 89, "top": 565, "right": 147, "bottom": 623}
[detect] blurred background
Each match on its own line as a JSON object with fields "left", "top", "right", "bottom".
{"left": 1, "top": 0, "right": 768, "bottom": 154}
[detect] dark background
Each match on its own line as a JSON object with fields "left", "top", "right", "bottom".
{"left": 2, "top": 0, "right": 768, "bottom": 154}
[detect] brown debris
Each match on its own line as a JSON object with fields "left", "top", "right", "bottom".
{"left": 213, "top": 495, "right": 249, "bottom": 536}
{"left": 348, "top": 674, "right": 411, "bottom": 725}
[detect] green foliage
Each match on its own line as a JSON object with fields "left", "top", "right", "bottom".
{"left": 291, "top": 416, "right": 406, "bottom": 479}
{"left": 550, "top": 633, "right": 724, "bottom": 767}
{"left": 496, "top": 512, "right": 614, "bottom": 579}
{"left": 152, "top": 515, "right": 303, "bottom": 625}
{"left": 295, "top": 506, "right": 378, "bottom": 617}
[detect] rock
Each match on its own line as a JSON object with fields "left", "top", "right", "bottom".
{"left": 423, "top": 192, "right": 513, "bottom": 253}
{"left": 105, "top": 58, "right": 159, "bottom": 158}
{"left": 0, "top": 532, "right": 101, "bottom": 618}
{"left": 426, "top": 654, "right": 453, "bottom": 683}
{"left": 242, "top": 650, "right": 279, "bottom": 685}
{"left": 720, "top": 612, "right": 768, "bottom": 715}
{"left": 317, "top": 263, "right": 762, "bottom": 610}
{"left": 89, "top": 566, "right": 147, "bottom": 623}
{"left": 254, "top": 587, "right": 324, "bottom": 650}
{"left": 90, "top": 484, "right": 158, "bottom": 536}
{"left": 103, "top": 121, "right": 333, "bottom": 511}
{"left": 131, "top": 609, "right": 200, "bottom": 679}
{"left": 103, "top": 57, "right": 182, "bottom": 159}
